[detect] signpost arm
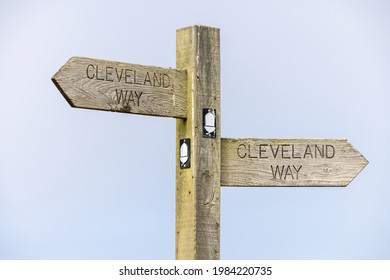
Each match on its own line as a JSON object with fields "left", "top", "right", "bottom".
{"left": 175, "top": 25, "right": 221, "bottom": 260}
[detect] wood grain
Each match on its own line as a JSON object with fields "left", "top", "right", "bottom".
{"left": 176, "top": 25, "right": 221, "bottom": 259}
{"left": 221, "top": 138, "right": 368, "bottom": 187}
{"left": 52, "top": 56, "right": 187, "bottom": 118}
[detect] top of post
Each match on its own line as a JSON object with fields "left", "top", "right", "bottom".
{"left": 176, "top": 24, "right": 220, "bottom": 33}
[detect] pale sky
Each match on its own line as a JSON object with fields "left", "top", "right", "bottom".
{"left": 1, "top": 0, "right": 389, "bottom": 259}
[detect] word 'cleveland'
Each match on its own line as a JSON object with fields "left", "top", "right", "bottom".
{"left": 237, "top": 144, "right": 335, "bottom": 159}
{"left": 86, "top": 64, "right": 171, "bottom": 88}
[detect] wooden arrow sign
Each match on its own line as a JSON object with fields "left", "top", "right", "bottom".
{"left": 52, "top": 56, "right": 187, "bottom": 118}
{"left": 221, "top": 138, "right": 368, "bottom": 187}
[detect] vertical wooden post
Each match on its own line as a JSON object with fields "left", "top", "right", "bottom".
{"left": 175, "top": 25, "right": 221, "bottom": 260}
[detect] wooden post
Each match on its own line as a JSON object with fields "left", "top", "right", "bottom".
{"left": 175, "top": 25, "right": 221, "bottom": 259}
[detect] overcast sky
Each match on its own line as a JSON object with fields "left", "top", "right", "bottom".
{"left": 1, "top": 0, "right": 389, "bottom": 259}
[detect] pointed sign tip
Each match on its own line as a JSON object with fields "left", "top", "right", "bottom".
{"left": 51, "top": 73, "right": 76, "bottom": 108}
{"left": 344, "top": 151, "right": 368, "bottom": 188}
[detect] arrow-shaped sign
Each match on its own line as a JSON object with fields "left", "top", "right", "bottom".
{"left": 221, "top": 138, "right": 368, "bottom": 187}
{"left": 52, "top": 56, "right": 187, "bottom": 118}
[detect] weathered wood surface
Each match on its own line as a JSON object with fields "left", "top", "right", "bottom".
{"left": 176, "top": 25, "right": 221, "bottom": 259}
{"left": 52, "top": 56, "right": 187, "bottom": 118}
{"left": 221, "top": 138, "right": 368, "bottom": 187}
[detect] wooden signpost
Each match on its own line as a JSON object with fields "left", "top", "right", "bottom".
{"left": 52, "top": 25, "right": 368, "bottom": 260}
